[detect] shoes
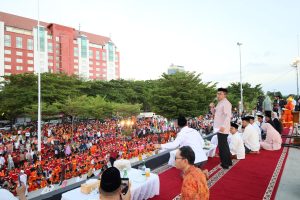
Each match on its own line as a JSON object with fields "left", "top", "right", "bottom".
{"left": 220, "top": 164, "right": 229, "bottom": 169}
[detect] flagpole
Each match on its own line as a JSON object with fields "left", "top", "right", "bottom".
{"left": 37, "top": 0, "right": 42, "bottom": 161}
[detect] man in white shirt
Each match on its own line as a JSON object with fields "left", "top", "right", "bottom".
{"left": 242, "top": 117, "right": 260, "bottom": 154}
{"left": 155, "top": 116, "right": 207, "bottom": 167}
{"left": 19, "top": 170, "right": 28, "bottom": 196}
{"left": 0, "top": 154, "right": 5, "bottom": 169}
{"left": 248, "top": 116, "right": 262, "bottom": 141}
{"left": 229, "top": 122, "right": 245, "bottom": 159}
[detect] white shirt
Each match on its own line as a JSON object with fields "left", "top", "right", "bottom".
{"left": 243, "top": 124, "right": 260, "bottom": 151}
{"left": 0, "top": 189, "right": 18, "bottom": 200}
{"left": 0, "top": 156, "right": 5, "bottom": 165}
{"left": 161, "top": 126, "right": 207, "bottom": 163}
{"left": 229, "top": 132, "right": 245, "bottom": 159}
{"left": 251, "top": 122, "right": 262, "bottom": 141}
{"left": 25, "top": 132, "right": 30, "bottom": 137}
{"left": 20, "top": 173, "right": 27, "bottom": 186}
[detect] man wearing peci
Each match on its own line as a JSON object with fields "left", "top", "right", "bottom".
{"left": 212, "top": 88, "right": 233, "bottom": 169}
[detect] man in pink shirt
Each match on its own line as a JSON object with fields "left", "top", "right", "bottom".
{"left": 212, "top": 88, "right": 232, "bottom": 169}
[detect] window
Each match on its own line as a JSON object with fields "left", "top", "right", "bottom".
{"left": 28, "top": 60, "right": 33, "bottom": 64}
{"left": 48, "top": 55, "right": 53, "bottom": 60}
{"left": 49, "top": 62, "right": 53, "bottom": 66}
{"left": 73, "top": 40, "right": 77, "bottom": 44}
{"left": 27, "top": 39, "right": 33, "bottom": 50}
{"left": 108, "top": 43, "right": 114, "bottom": 61}
{"left": 4, "top": 65, "right": 11, "bottom": 69}
{"left": 56, "top": 57, "right": 60, "bottom": 61}
{"left": 4, "top": 72, "right": 11, "bottom": 76}
{"left": 96, "top": 74, "right": 100, "bottom": 77}
{"left": 4, "top": 35, "right": 11, "bottom": 47}
{"left": 96, "top": 68, "right": 100, "bottom": 72}
{"left": 74, "top": 59, "right": 78, "bottom": 63}
{"left": 28, "top": 67, "right": 34, "bottom": 71}
{"left": 96, "top": 51, "right": 100, "bottom": 60}
{"left": 5, "top": 57, "right": 11, "bottom": 62}
{"left": 56, "top": 49, "right": 60, "bottom": 55}
{"left": 96, "top": 62, "right": 100, "bottom": 65}
{"left": 16, "top": 66, "right": 23, "bottom": 71}
{"left": 56, "top": 36, "right": 60, "bottom": 42}
{"left": 89, "top": 50, "right": 93, "bottom": 58}
{"left": 16, "top": 37, "right": 23, "bottom": 48}
{"left": 16, "top": 51, "right": 23, "bottom": 56}
{"left": 115, "top": 54, "right": 119, "bottom": 62}
{"left": 16, "top": 59, "right": 23, "bottom": 63}
{"left": 81, "top": 36, "right": 88, "bottom": 58}
{"left": 74, "top": 65, "right": 78, "bottom": 69}
{"left": 47, "top": 35, "right": 52, "bottom": 39}
{"left": 4, "top": 50, "right": 11, "bottom": 54}
{"left": 28, "top": 53, "right": 33, "bottom": 57}
{"left": 74, "top": 47, "right": 78, "bottom": 57}
{"left": 102, "top": 62, "right": 106, "bottom": 66}
{"left": 48, "top": 43, "right": 53, "bottom": 53}
{"left": 102, "top": 52, "right": 106, "bottom": 60}
{"left": 38, "top": 27, "right": 46, "bottom": 52}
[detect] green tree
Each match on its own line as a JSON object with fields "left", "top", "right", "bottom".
{"left": 150, "top": 72, "right": 216, "bottom": 119}
{"left": 227, "top": 82, "right": 264, "bottom": 111}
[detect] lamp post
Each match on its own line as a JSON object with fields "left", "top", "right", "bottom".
{"left": 237, "top": 42, "right": 243, "bottom": 115}
{"left": 37, "top": 0, "right": 42, "bottom": 161}
{"left": 291, "top": 57, "right": 300, "bottom": 98}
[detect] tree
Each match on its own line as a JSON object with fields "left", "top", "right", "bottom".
{"left": 227, "top": 82, "right": 264, "bottom": 112}
{"left": 150, "top": 72, "right": 216, "bottom": 119}
{"left": 0, "top": 73, "right": 37, "bottom": 122}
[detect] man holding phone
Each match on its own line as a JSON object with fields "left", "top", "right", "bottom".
{"left": 100, "top": 167, "right": 131, "bottom": 200}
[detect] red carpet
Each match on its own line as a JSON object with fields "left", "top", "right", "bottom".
{"left": 151, "top": 128, "right": 291, "bottom": 200}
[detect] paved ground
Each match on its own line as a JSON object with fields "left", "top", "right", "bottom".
{"left": 275, "top": 147, "right": 300, "bottom": 200}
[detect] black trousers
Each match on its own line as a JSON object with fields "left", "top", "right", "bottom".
{"left": 217, "top": 133, "right": 232, "bottom": 167}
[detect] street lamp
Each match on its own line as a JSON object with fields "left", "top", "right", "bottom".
{"left": 291, "top": 57, "right": 300, "bottom": 97}
{"left": 237, "top": 42, "right": 243, "bottom": 115}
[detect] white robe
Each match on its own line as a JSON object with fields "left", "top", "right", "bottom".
{"left": 229, "top": 133, "right": 245, "bottom": 159}
{"left": 243, "top": 124, "right": 260, "bottom": 151}
{"left": 161, "top": 126, "right": 207, "bottom": 163}
{"left": 252, "top": 122, "right": 262, "bottom": 141}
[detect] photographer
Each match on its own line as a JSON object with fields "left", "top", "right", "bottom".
{"left": 99, "top": 167, "right": 131, "bottom": 200}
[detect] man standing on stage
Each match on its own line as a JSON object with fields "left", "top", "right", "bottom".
{"left": 212, "top": 88, "right": 232, "bottom": 169}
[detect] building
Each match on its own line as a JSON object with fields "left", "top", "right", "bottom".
{"left": 167, "top": 64, "right": 185, "bottom": 75}
{"left": 0, "top": 11, "right": 120, "bottom": 80}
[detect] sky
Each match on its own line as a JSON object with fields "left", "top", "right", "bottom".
{"left": 1, "top": 0, "right": 300, "bottom": 95}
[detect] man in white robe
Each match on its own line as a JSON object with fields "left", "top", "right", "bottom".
{"left": 249, "top": 116, "right": 262, "bottom": 141}
{"left": 155, "top": 116, "right": 207, "bottom": 167}
{"left": 229, "top": 122, "right": 245, "bottom": 159}
{"left": 242, "top": 116, "right": 260, "bottom": 154}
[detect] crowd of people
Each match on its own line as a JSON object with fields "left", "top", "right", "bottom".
{"left": 0, "top": 115, "right": 216, "bottom": 197}
{"left": 0, "top": 90, "right": 294, "bottom": 200}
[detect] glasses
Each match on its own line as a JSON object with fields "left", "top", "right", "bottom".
{"left": 175, "top": 157, "right": 185, "bottom": 160}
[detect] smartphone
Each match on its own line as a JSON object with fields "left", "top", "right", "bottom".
{"left": 121, "top": 178, "right": 129, "bottom": 195}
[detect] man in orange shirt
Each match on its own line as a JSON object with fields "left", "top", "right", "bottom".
{"left": 175, "top": 146, "right": 209, "bottom": 200}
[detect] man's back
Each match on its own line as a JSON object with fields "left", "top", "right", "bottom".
{"left": 243, "top": 125, "right": 260, "bottom": 151}
{"left": 179, "top": 127, "right": 207, "bottom": 163}
{"left": 181, "top": 165, "right": 209, "bottom": 200}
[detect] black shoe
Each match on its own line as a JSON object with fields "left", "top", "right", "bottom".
{"left": 220, "top": 164, "right": 229, "bottom": 169}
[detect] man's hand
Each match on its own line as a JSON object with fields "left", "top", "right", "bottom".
{"left": 154, "top": 144, "right": 161, "bottom": 149}
{"left": 121, "top": 181, "right": 131, "bottom": 200}
{"left": 219, "top": 127, "right": 225, "bottom": 133}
